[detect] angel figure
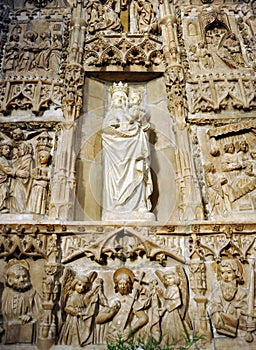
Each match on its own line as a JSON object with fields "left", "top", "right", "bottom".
{"left": 59, "top": 268, "right": 108, "bottom": 347}
{"left": 155, "top": 267, "right": 191, "bottom": 346}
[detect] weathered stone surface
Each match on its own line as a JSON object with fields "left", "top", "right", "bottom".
{"left": 0, "top": 0, "right": 255, "bottom": 349}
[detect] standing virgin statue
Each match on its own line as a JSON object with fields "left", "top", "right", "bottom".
{"left": 102, "top": 82, "right": 155, "bottom": 221}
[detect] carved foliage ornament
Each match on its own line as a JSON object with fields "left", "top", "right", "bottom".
{"left": 61, "top": 228, "right": 185, "bottom": 265}
{"left": 189, "top": 231, "right": 255, "bottom": 262}
{"left": 26, "top": 0, "right": 54, "bottom": 8}
{"left": 1, "top": 77, "right": 62, "bottom": 115}
{"left": 84, "top": 34, "right": 163, "bottom": 69}
{"left": 187, "top": 77, "right": 256, "bottom": 114}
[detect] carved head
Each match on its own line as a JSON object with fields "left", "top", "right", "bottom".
{"left": 198, "top": 41, "right": 206, "bottom": 49}
{"left": 163, "top": 270, "right": 180, "bottom": 287}
{"left": 72, "top": 276, "right": 90, "bottom": 294}
{"left": 224, "top": 142, "right": 235, "bottom": 154}
{"left": 5, "top": 262, "right": 32, "bottom": 292}
{"left": 111, "top": 92, "right": 128, "bottom": 110}
{"left": 250, "top": 149, "right": 256, "bottom": 160}
{"left": 10, "top": 34, "right": 19, "bottom": 42}
{"left": 0, "top": 141, "right": 12, "bottom": 159}
{"left": 113, "top": 268, "right": 134, "bottom": 295}
{"left": 237, "top": 140, "right": 248, "bottom": 153}
{"left": 217, "top": 260, "right": 243, "bottom": 284}
{"left": 40, "top": 32, "right": 49, "bottom": 40}
{"left": 17, "top": 142, "right": 33, "bottom": 157}
{"left": 129, "top": 90, "right": 142, "bottom": 107}
{"left": 38, "top": 150, "right": 51, "bottom": 166}
{"left": 189, "top": 44, "right": 197, "bottom": 53}
{"left": 74, "top": 280, "right": 87, "bottom": 294}
{"left": 12, "top": 128, "right": 25, "bottom": 141}
{"left": 110, "top": 82, "right": 129, "bottom": 110}
{"left": 24, "top": 30, "right": 37, "bottom": 42}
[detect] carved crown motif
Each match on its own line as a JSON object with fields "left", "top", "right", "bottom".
{"left": 36, "top": 131, "right": 53, "bottom": 153}
{"left": 111, "top": 81, "right": 129, "bottom": 96}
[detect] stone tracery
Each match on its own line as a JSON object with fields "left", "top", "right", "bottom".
{"left": 0, "top": 0, "right": 255, "bottom": 349}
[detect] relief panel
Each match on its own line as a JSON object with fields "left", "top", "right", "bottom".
{"left": 0, "top": 127, "right": 55, "bottom": 215}
{"left": 196, "top": 121, "right": 256, "bottom": 220}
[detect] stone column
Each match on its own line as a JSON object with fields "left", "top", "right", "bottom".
{"left": 49, "top": 0, "right": 86, "bottom": 219}
{"left": 159, "top": 0, "right": 204, "bottom": 220}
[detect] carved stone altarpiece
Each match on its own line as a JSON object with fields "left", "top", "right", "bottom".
{"left": 0, "top": 0, "right": 255, "bottom": 349}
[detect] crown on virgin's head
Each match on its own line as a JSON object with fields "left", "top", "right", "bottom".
{"left": 111, "top": 81, "right": 129, "bottom": 96}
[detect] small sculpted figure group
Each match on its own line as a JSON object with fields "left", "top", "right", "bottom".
{"left": 1, "top": 259, "right": 251, "bottom": 346}
{"left": 205, "top": 139, "right": 256, "bottom": 217}
{"left": 0, "top": 129, "right": 52, "bottom": 215}
{"left": 4, "top": 29, "right": 62, "bottom": 72}
{"left": 85, "top": 0, "right": 122, "bottom": 34}
{"left": 188, "top": 26, "right": 245, "bottom": 71}
{"left": 58, "top": 266, "right": 190, "bottom": 347}
{"left": 85, "top": 0, "right": 158, "bottom": 34}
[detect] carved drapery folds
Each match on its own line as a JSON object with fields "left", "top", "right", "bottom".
{"left": 0, "top": 0, "right": 256, "bottom": 348}
{"left": 197, "top": 120, "right": 256, "bottom": 219}
{"left": 0, "top": 223, "right": 255, "bottom": 348}
{"left": 0, "top": 127, "right": 54, "bottom": 215}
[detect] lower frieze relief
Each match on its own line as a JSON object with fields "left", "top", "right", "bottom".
{"left": 0, "top": 224, "right": 255, "bottom": 349}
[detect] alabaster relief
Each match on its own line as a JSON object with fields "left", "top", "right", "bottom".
{"left": 1, "top": 235, "right": 256, "bottom": 349}
{"left": 0, "top": 0, "right": 256, "bottom": 348}
{"left": 2, "top": 20, "right": 64, "bottom": 74}
{"left": 85, "top": 0, "right": 122, "bottom": 34}
{"left": 133, "top": 0, "right": 159, "bottom": 34}
{"left": 198, "top": 122, "right": 256, "bottom": 219}
{"left": 208, "top": 259, "right": 248, "bottom": 338}
{"left": 185, "top": 7, "right": 249, "bottom": 72}
{"left": 184, "top": 5, "right": 256, "bottom": 116}
{"left": 102, "top": 82, "right": 155, "bottom": 221}
{"left": 83, "top": 0, "right": 159, "bottom": 35}
{"left": 2, "top": 260, "right": 42, "bottom": 344}
{"left": 0, "top": 129, "right": 53, "bottom": 215}
{"left": 0, "top": 14, "right": 64, "bottom": 116}
{"left": 57, "top": 265, "right": 191, "bottom": 347}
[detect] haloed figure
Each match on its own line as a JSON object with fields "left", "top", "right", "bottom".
{"left": 96, "top": 268, "right": 148, "bottom": 343}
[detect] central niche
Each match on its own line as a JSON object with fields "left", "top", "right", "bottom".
{"left": 75, "top": 76, "right": 177, "bottom": 222}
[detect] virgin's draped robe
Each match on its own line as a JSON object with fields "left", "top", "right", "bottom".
{"left": 102, "top": 107, "right": 153, "bottom": 220}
